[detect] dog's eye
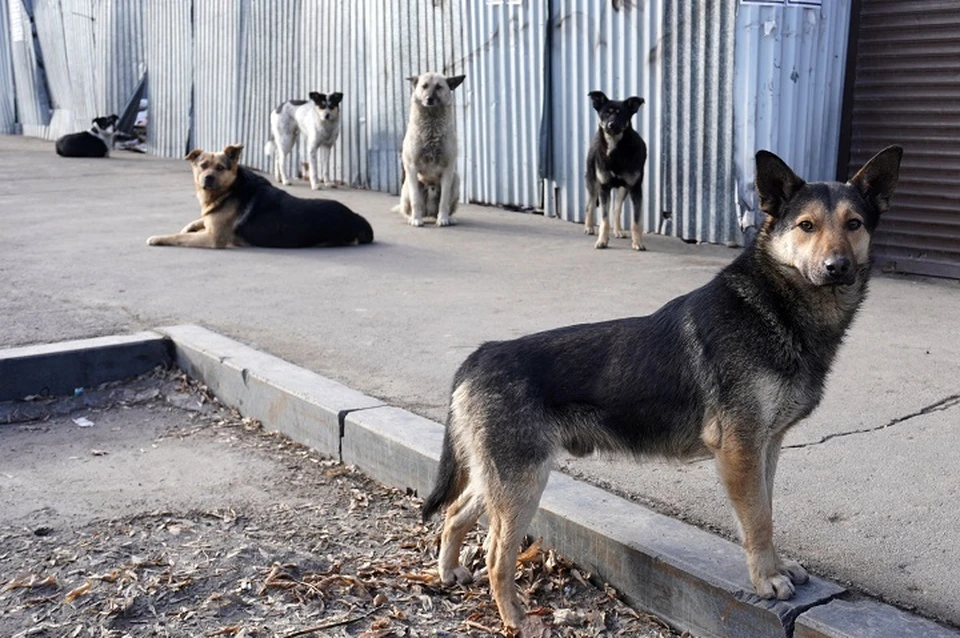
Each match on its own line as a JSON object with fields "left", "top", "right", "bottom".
{"left": 200, "top": 162, "right": 210, "bottom": 169}
{"left": 798, "top": 220, "right": 815, "bottom": 233}
{"left": 215, "top": 165, "right": 225, "bottom": 172}
{"left": 846, "top": 218, "right": 863, "bottom": 231}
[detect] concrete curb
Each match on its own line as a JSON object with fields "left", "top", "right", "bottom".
{"left": 156, "top": 325, "right": 384, "bottom": 458}
{"left": 5, "top": 326, "right": 957, "bottom": 638}
{"left": 0, "top": 332, "right": 171, "bottom": 402}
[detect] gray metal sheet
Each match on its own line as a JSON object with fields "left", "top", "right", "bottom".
{"left": 143, "top": 0, "right": 191, "bottom": 158}
{"left": 847, "top": 0, "right": 960, "bottom": 279}
{"left": 0, "top": 0, "right": 18, "bottom": 133}
{"left": 545, "top": 0, "right": 664, "bottom": 234}
{"left": 734, "top": 1, "right": 853, "bottom": 240}
{"left": 463, "top": 0, "right": 546, "bottom": 209}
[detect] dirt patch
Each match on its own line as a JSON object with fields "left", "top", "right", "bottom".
{"left": 0, "top": 372, "right": 683, "bottom": 637}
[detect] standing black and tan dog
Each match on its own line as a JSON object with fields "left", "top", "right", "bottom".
{"left": 147, "top": 144, "right": 373, "bottom": 249}
{"left": 55, "top": 115, "right": 119, "bottom": 158}
{"left": 584, "top": 91, "right": 647, "bottom": 250}
{"left": 423, "top": 146, "right": 903, "bottom": 633}
{"left": 395, "top": 72, "right": 465, "bottom": 227}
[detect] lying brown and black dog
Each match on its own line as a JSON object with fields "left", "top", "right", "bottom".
{"left": 147, "top": 144, "right": 373, "bottom": 248}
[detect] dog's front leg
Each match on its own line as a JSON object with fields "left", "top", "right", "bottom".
{"left": 436, "top": 168, "right": 457, "bottom": 227}
{"left": 146, "top": 232, "right": 228, "bottom": 248}
{"left": 178, "top": 218, "right": 206, "bottom": 234}
{"left": 629, "top": 184, "right": 646, "bottom": 251}
{"left": 319, "top": 145, "right": 334, "bottom": 187}
{"left": 405, "top": 165, "right": 426, "bottom": 227}
{"left": 763, "top": 433, "right": 809, "bottom": 585}
{"left": 308, "top": 144, "right": 321, "bottom": 190}
{"left": 595, "top": 188, "right": 612, "bottom": 249}
{"left": 714, "top": 435, "right": 801, "bottom": 600}
{"left": 584, "top": 194, "right": 597, "bottom": 235}
{"left": 612, "top": 187, "right": 628, "bottom": 239}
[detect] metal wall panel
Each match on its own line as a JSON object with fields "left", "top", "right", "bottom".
{"left": 545, "top": 0, "right": 664, "bottom": 234}
{"left": 21, "top": 0, "right": 145, "bottom": 139}
{"left": 464, "top": 0, "right": 546, "bottom": 209}
{"left": 192, "top": 2, "right": 243, "bottom": 153}
{"left": 31, "top": 0, "right": 78, "bottom": 138}
{"left": 239, "top": 0, "right": 301, "bottom": 174}
{"left": 7, "top": 0, "right": 50, "bottom": 137}
{"left": 0, "top": 0, "right": 17, "bottom": 133}
{"left": 92, "top": 0, "right": 145, "bottom": 118}
{"left": 143, "top": 0, "right": 191, "bottom": 158}
{"left": 364, "top": 0, "right": 465, "bottom": 195}
{"left": 734, "top": 2, "right": 852, "bottom": 237}
{"left": 300, "top": 0, "right": 367, "bottom": 187}
{"left": 663, "top": 0, "right": 736, "bottom": 245}
{"left": 846, "top": 0, "right": 960, "bottom": 279}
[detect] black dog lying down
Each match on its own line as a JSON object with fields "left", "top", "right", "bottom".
{"left": 147, "top": 144, "right": 374, "bottom": 249}
{"left": 55, "top": 115, "right": 119, "bottom": 158}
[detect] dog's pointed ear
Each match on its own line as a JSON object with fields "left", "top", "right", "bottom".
{"left": 184, "top": 149, "right": 203, "bottom": 162}
{"left": 625, "top": 96, "right": 645, "bottom": 114}
{"left": 755, "top": 150, "right": 806, "bottom": 218}
{"left": 308, "top": 92, "right": 325, "bottom": 105}
{"left": 848, "top": 145, "right": 903, "bottom": 215}
{"left": 407, "top": 75, "right": 419, "bottom": 88}
{"left": 588, "top": 91, "right": 608, "bottom": 112}
{"left": 108, "top": 114, "right": 119, "bottom": 124}
{"left": 329, "top": 92, "right": 343, "bottom": 106}
{"left": 445, "top": 75, "right": 466, "bottom": 91}
{"left": 222, "top": 144, "right": 244, "bottom": 164}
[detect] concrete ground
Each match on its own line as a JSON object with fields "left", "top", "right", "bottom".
{"left": 2, "top": 135, "right": 959, "bottom": 629}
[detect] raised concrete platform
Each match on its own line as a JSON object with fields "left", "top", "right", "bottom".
{"left": 2, "top": 326, "right": 956, "bottom": 638}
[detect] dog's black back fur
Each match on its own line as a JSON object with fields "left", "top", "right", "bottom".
{"left": 56, "top": 132, "right": 109, "bottom": 158}
{"left": 423, "top": 146, "right": 903, "bottom": 522}
{"left": 230, "top": 167, "right": 373, "bottom": 247}
{"left": 55, "top": 115, "right": 118, "bottom": 158}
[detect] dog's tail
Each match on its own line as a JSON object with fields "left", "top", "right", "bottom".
{"left": 264, "top": 140, "right": 275, "bottom": 156}
{"left": 422, "top": 426, "right": 462, "bottom": 521}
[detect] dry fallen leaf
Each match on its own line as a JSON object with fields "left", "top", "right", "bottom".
{"left": 64, "top": 580, "right": 92, "bottom": 603}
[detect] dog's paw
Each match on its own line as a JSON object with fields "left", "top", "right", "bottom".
{"left": 754, "top": 572, "right": 797, "bottom": 600}
{"left": 632, "top": 242, "right": 647, "bottom": 251}
{"left": 146, "top": 236, "right": 161, "bottom": 246}
{"left": 614, "top": 229, "right": 627, "bottom": 239}
{"left": 408, "top": 217, "right": 424, "bottom": 227}
{"left": 439, "top": 565, "right": 473, "bottom": 585}
{"left": 584, "top": 225, "right": 595, "bottom": 235}
{"left": 779, "top": 559, "right": 809, "bottom": 584}
{"left": 436, "top": 216, "right": 455, "bottom": 227}
{"left": 281, "top": 179, "right": 292, "bottom": 186}
{"left": 594, "top": 238, "right": 609, "bottom": 249}
{"left": 310, "top": 183, "right": 321, "bottom": 191}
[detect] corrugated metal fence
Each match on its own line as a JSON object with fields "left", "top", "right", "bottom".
{"left": 2, "top": 0, "right": 852, "bottom": 248}
{"left": 0, "top": 0, "right": 17, "bottom": 133}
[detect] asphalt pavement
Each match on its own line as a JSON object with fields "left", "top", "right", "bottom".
{"left": 2, "top": 135, "right": 958, "bottom": 629}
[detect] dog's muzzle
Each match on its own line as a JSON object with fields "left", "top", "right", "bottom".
{"left": 202, "top": 175, "right": 217, "bottom": 190}
{"left": 822, "top": 255, "right": 855, "bottom": 286}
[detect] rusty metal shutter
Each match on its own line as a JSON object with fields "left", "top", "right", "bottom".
{"left": 846, "top": 0, "right": 960, "bottom": 279}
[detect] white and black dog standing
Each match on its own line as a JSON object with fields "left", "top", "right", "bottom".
{"left": 395, "top": 72, "right": 465, "bottom": 227}
{"left": 265, "top": 91, "right": 342, "bottom": 189}
{"left": 584, "top": 91, "right": 648, "bottom": 250}
{"left": 55, "top": 115, "right": 119, "bottom": 158}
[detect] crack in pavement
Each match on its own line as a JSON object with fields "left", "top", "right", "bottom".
{"left": 785, "top": 393, "right": 960, "bottom": 451}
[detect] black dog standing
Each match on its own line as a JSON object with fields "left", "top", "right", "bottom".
{"left": 583, "top": 91, "right": 648, "bottom": 250}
